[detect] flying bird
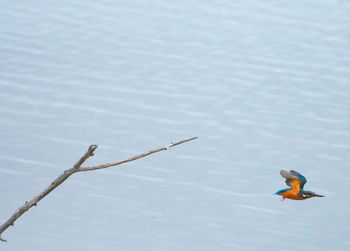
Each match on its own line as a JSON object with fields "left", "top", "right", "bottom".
{"left": 275, "top": 170, "right": 324, "bottom": 200}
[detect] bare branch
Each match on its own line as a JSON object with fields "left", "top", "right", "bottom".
{"left": 0, "top": 137, "right": 198, "bottom": 242}
{"left": 0, "top": 144, "right": 98, "bottom": 242}
{"left": 73, "top": 144, "right": 98, "bottom": 170}
{"left": 78, "top": 137, "right": 198, "bottom": 172}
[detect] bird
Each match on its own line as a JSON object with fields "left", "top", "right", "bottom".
{"left": 274, "top": 170, "right": 324, "bottom": 200}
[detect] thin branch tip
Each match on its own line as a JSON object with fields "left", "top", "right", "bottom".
{"left": 89, "top": 144, "right": 98, "bottom": 151}
{"left": 88, "top": 145, "right": 98, "bottom": 156}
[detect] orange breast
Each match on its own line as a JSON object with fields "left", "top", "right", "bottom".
{"left": 280, "top": 190, "right": 303, "bottom": 200}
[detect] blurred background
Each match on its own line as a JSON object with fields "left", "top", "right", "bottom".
{"left": 1, "top": 0, "right": 350, "bottom": 250}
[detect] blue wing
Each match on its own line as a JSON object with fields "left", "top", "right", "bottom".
{"left": 289, "top": 170, "right": 307, "bottom": 189}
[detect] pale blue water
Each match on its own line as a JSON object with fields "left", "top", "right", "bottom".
{"left": 1, "top": 1, "right": 350, "bottom": 250}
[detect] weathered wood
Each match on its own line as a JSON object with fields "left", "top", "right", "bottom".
{"left": 78, "top": 137, "right": 198, "bottom": 172}
{"left": 0, "top": 137, "right": 198, "bottom": 242}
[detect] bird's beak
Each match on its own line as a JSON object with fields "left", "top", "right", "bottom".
{"left": 314, "top": 194, "right": 324, "bottom": 197}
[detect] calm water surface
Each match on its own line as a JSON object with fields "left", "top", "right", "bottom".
{"left": 1, "top": 1, "right": 350, "bottom": 250}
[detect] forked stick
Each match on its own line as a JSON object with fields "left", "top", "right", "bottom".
{"left": 0, "top": 137, "right": 198, "bottom": 242}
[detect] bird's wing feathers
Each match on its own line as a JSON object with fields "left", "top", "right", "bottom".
{"left": 289, "top": 170, "right": 307, "bottom": 189}
{"left": 280, "top": 170, "right": 302, "bottom": 192}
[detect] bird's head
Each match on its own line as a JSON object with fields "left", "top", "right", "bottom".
{"left": 302, "top": 190, "right": 324, "bottom": 199}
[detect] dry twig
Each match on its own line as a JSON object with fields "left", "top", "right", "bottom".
{"left": 0, "top": 137, "right": 198, "bottom": 242}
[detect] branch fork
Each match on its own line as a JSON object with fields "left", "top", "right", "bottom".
{"left": 0, "top": 137, "right": 198, "bottom": 242}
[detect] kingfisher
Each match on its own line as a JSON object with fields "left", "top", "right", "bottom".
{"left": 275, "top": 170, "right": 324, "bottom": 200}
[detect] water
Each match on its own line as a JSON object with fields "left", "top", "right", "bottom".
{"left": 1, "top": 0, "right": 350, "bottom": 250}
